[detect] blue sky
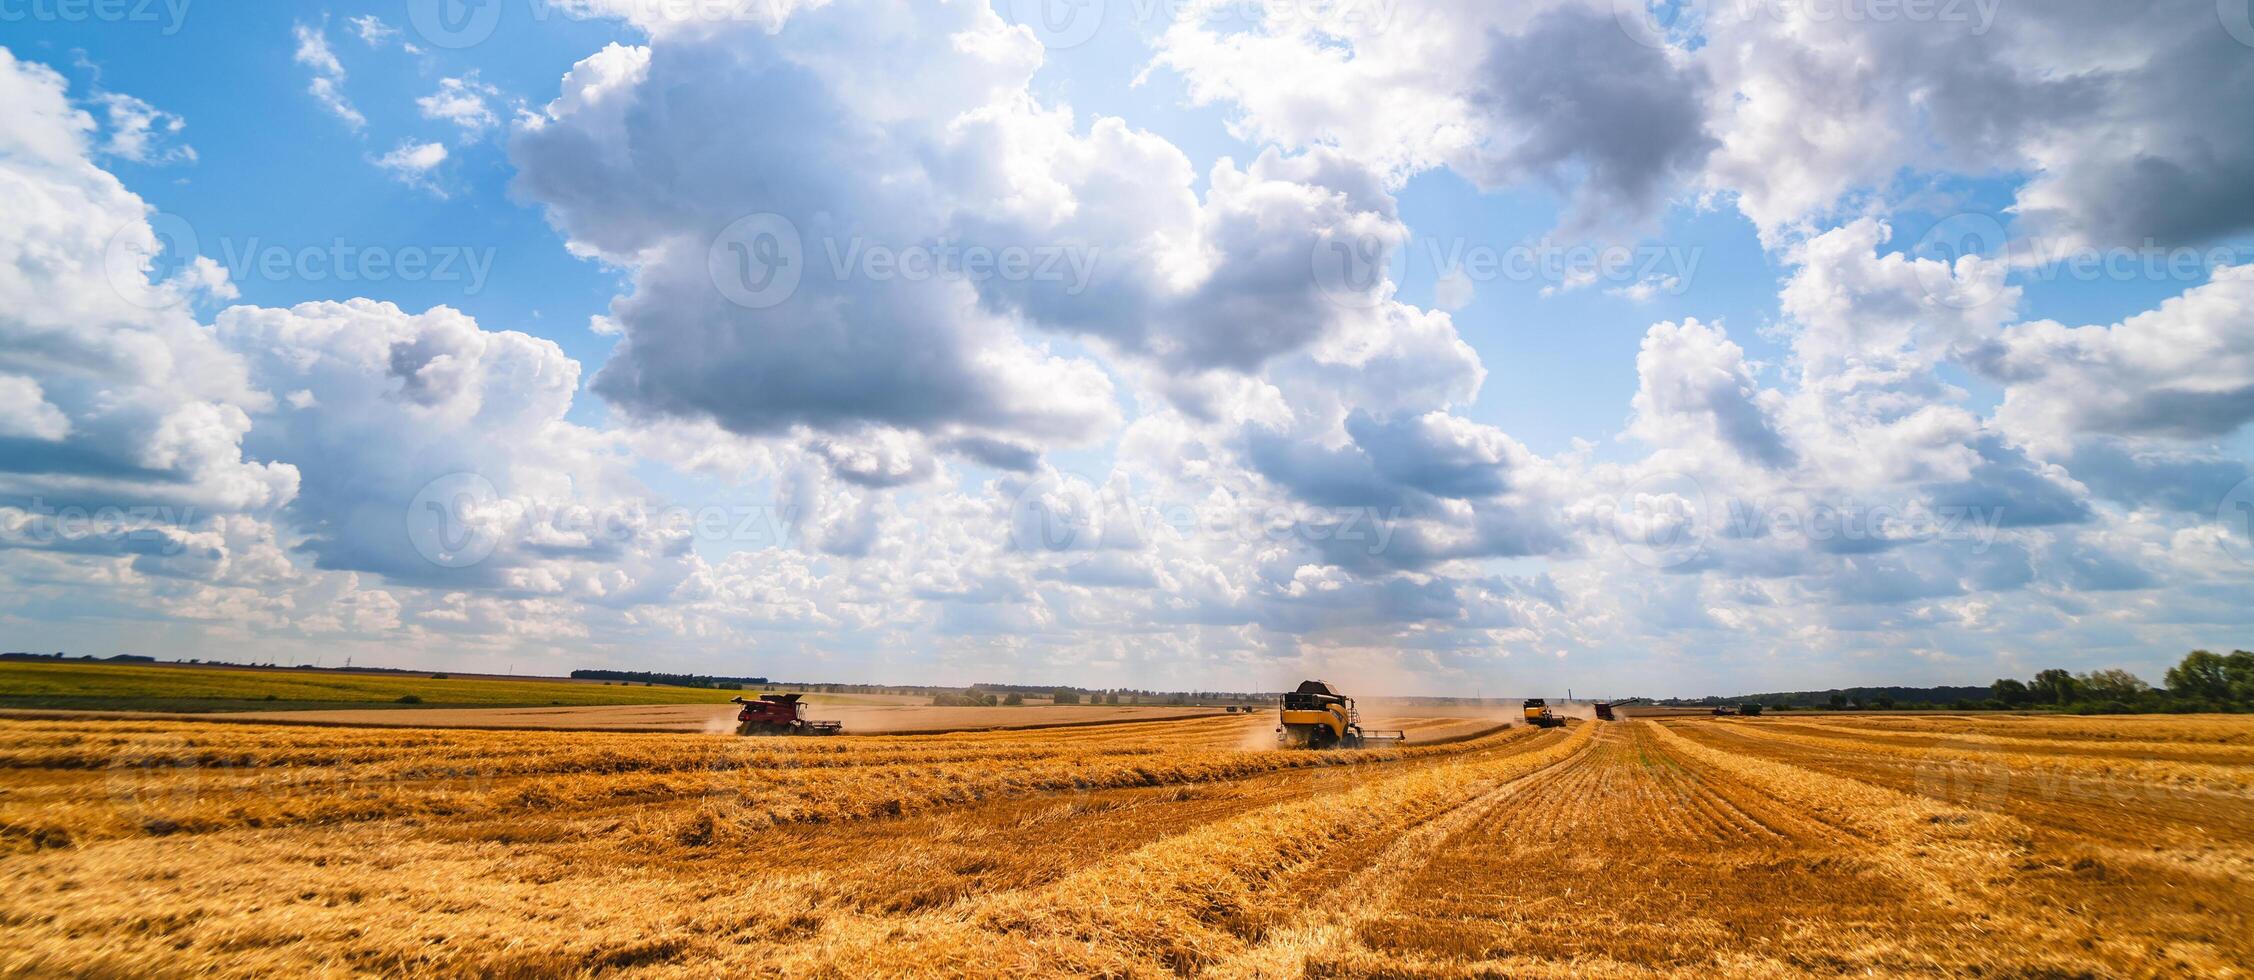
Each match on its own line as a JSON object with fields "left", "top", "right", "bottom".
{"left": 3, "top": 0, "right": 2253, "bottom": 696}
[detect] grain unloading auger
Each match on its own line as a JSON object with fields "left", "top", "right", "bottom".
{"left": 1276, "top": 680, "right": 1406, "bottom": 749}
{"left": 1593, "top": 697, "right": 1648, "bottom": 721}
{"left": 729, "top": 694, "right": 843, "bottom": 736}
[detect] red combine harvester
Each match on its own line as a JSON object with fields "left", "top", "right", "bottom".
{"left": 729, "top": 694, "right": 843, "bottom": 736}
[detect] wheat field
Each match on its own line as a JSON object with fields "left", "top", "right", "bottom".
{"left": 1, "top": 712, "right": 2249, "bottom": 976}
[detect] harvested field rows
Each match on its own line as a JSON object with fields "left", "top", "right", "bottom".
{"left": 1, "top": 713, "right": 2249, "bottom": 975}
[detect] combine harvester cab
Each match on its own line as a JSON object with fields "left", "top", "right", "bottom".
{"left": 1277, "top": 680, "right": 1406, "bottom": 749}
{"left": 730, "top": 694, "right": 844, "bottom": 736}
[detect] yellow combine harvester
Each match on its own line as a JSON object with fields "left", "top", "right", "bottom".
{"left": 1277, "top": 679, "right": 1406, "bottom": 749}
{"left": 1522, "top": 697, "right": 1566, "bottom": 728}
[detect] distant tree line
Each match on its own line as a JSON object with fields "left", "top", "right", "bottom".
{"left": 1, "top": 652, "right": 156, "bottom": 663}
{"left": 1985, "top": 650, "right": 2254, "bottom": 714}
{"left": 1661, "top": 686, "right": 1991, "bottom": 710}
{"left": 1672, "top": 649, "right": 2253, "bottom": 715}
{"left": 929, "top": 687, "right": 1118, "bottom": 706}
{"left": 569, "top": 669, "right": 766, "bottom": 690}
{"left": 926, "top": 686, "right": 1234, "bottom": 707}
{"left": 970, "top": 683, "right": 1267, "bottom": 705}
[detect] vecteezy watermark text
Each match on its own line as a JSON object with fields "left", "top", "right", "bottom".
{"left": 1721, "top": 498, "right": 2006, "bottom": 549}
{"left": 3, "top": 499, "right": 202, "bottom": 555}
{"left": 707, "top": 213, "right": 1101, "bottom": 309}
{"left": 1598, "top": 474, "right": 2010, "bottom": 569}
{"left": 405, "top": 472, "right": 1410, "bottom": 569}
{"left": 0, "top": 0, "right": 190, "bottom": 34}
{"left": 407, "top": 473, "right": 809, "bottom": 568}
{"left": 1314, "top": 230, "right": 1703, "bottom": 308}
{"left": 1913, "top": 211, "right": 2254, "bottom": 309}
{"left": 211, "top": 238, "right": 497, "bottom": 294}
{"left": 409, "top": 0, "right": 1404, "bottom": 50}
{"left": 1004, "top": 471, "right": 1407, "bottom": 559}
{"left": 820, "top": 239, "right": 1100, "bottom": 296}
{"left": 1006, "top": 0, "right": 1402, "bottom": 50}
{"left": 1613, "top": 0, "right": 2001, "bottom": 49}
{"left": 104, "top": 213, "right": 499, "bottom": 307}
{"left": 1733, "top": 0, "right": 2001, "bottom": 31}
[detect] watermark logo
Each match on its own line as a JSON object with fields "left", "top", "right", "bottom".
{"left": 2221, "top": 476, "right": 2254, "bottom": 565}
{"left": 709, "top": 213, "right": 805, "bottom": 310}
{"left": 1611, "top": 472, "right": 1710, "bottom": 569}
{"left": 407, "top": 472, "right": 503, "bottom": 568}
{"left": 102, "top": 210, "right": 198, "bottom": 309}
{"left": 1311, "top": 229, "right": 1408, "bottom": 309}
{"left": 1912, "top": 211, "right": 2010, "bottom": 310}
{"left": 1007, "top": 471, "right": 1103, "bottom": 553}
{"left": 1613, "top": 0, "right": 1708, "bottom": 49}
{"left": 1008, "top": 0, "right": 1105, "bottom": 49}
{"left": 2221, "top": 0, "right": 2254, "bottom": 48}
{"left": 1911, "top": 741, "right": 2013, "bottom": 811}
{"left": 104, "top": 733, "right": 210, "bottom": 835}
{"left": 409, "top": 0, "right": 502, "bottom": 48}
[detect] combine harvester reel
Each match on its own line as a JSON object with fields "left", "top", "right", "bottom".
{"left": 1276, "top": 680, "right": 1406, "bottom": 749}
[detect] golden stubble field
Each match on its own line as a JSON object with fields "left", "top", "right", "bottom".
{"left": 2, "top": 712, "right": 2250, "bottom": 976}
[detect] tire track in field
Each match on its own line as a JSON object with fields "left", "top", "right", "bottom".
{"left": 1651, "top": 720, "right": 2254, "bottom": 975}
{"left": 0, "top": 716, "right": 1544, "bottom": 851}
{"left": 1803, "top": 714, "right": 2254, "bottom": 747}
{"left": 523, "top": 720, "right": 1549, "bottom": 856}
{"left": 1676, "top": 720, "right": 2254, "bottom": 847}
{"left": 629, "top": 736, "right": 1555, "bottom": 919}
{"left": 0, "top": 726, "right": 1577, "bottom": 977}
{"left": 594, "top": 727, "right": 1580, "bottom": 953}
{"left": 741, "top": 725, "right": 1594, "bottom": 977}
{"left": 1705, "top": 718, "right": 2254, "bottom": 797}
{"left": 1195, "top": 728, "right": 1600, "bottom": 978}
{"left": 1313, "top": 721, "right": 1966, "bottom": 976}
{"left": 1748, "top": 717, "right": 2254, "bottom": 767}
{"left": 865, "top": 726, "right": 1581, "bottom": 922}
